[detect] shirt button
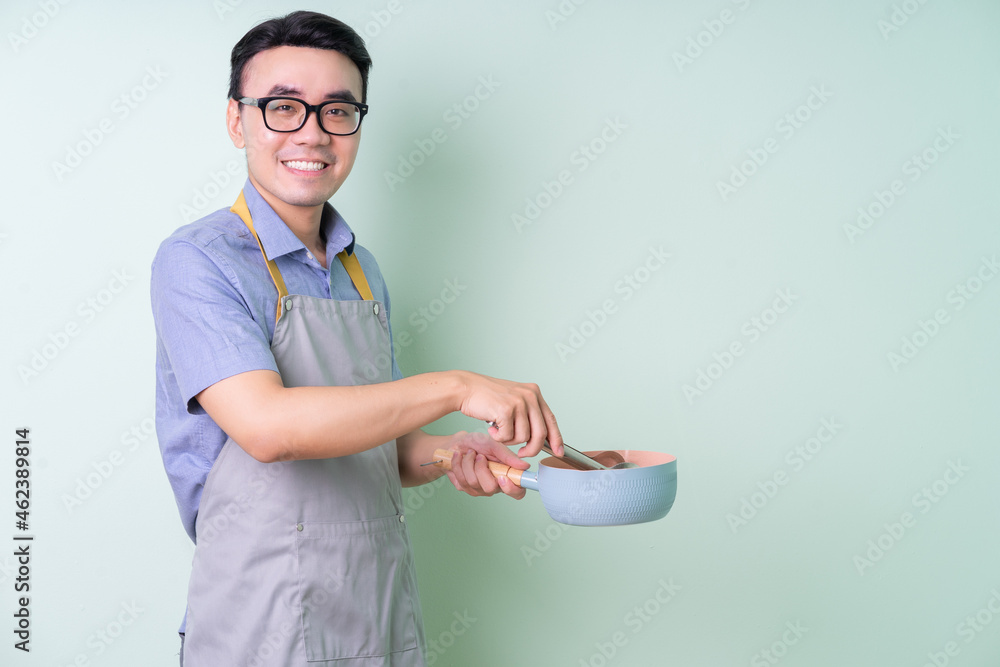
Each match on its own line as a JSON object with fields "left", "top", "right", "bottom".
{"left": 373, "top": 303, "right": 380, "bottom": 315}
{"left": 296, "top": 523, "right": 303, "bottom": 532}
{"left": 398, "top": 514, "right": 405, "bottom": 523}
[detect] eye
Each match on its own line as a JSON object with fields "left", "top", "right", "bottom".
{"left": 265, "top": 99, "right": 303, "bottom": 116}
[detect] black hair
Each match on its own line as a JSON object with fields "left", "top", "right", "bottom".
{"left": 228, "top": 11, "right": 372, "bottom": 102}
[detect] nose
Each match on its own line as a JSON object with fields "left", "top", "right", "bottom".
{"left": 292, "top": 108, "right": 331, "bottom": 145}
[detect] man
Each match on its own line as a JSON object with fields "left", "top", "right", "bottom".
{"left": 150, "top": 11, "right": 563, "bottom": 666}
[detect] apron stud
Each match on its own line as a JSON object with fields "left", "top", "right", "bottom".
{"left": 398, "top": 514, "right": 405, "bottom": 523}
{"left": 296, "top": 523, "right": 303, "bottom": 532}
{"left": 285, "top": 299, "right": 293, "bottom": 311}
{"left": 373, "top": 303, "right": 380, "bottom": 315}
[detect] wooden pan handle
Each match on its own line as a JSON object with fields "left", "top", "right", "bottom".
{"left": 431, "top": 449, "right": 524, "bottom": 487}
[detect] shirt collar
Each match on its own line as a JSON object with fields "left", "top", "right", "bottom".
{"left": 241, "top": 178, "right": 356, "bottom": 261}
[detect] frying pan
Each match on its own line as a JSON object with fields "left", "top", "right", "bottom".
{"left": 431, "top": 449, "right": 677, "bottom": 526}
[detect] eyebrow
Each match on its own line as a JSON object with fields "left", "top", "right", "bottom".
{"left": 265, "top": 84, "right": 359, "bottom": 102}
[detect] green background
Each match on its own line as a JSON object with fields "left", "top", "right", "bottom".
{"left": 2, "top": 0, "right": 999, "bottom": 665}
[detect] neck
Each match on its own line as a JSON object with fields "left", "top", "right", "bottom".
{"left": 249, "top": 175, "right": 327, "bottom": 265}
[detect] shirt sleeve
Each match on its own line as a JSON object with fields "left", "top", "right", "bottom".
{"left": 151, "top": 236, "right": 279, "bottom": 413}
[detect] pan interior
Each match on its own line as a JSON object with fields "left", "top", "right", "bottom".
{"left": 540, "top": 450, "right": 675, "bottom": 470}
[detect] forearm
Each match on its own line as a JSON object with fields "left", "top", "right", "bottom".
{"left": 397, "top": 429, "right": 451, "bottom": 487}
{"left": 197, "top": 366, "right": 563, "bottom": 464}
{"left": 280, "top": 373, "right": 465, "bottom": 461}
{"left": 199, "top": 369, "right": 468, "bottom": 462}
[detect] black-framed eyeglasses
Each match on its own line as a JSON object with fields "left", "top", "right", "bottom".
{"left": 238, "top": 96, "right": 369, "bottom": 136}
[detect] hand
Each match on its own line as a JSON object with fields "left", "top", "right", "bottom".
{"left": 444, "top": 432, "right": 528, "bottom": 500}
{"left": 456, "top": 371, "right": 563, "bottom": 458}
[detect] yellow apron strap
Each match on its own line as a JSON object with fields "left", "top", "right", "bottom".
{"left": 337, "top": 250, "right": 374, "bottom": 301}
{"left": 230, "top": 190, "right": 376, "bottom": 323}
{"left": 231, "top": 191, "right": 289, "bottom": 323}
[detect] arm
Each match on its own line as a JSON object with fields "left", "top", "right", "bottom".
{"left": 157, "top": 238, "right": 561, "bottom": 468}
{"left": 195, "top": 368, "right": 562, "bottom": 464}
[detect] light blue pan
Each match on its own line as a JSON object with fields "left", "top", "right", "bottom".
{"left": 518, "top": 450, "right": 677, "bottom": 526}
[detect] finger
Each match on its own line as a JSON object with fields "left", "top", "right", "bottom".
{"left": 472, "top": 454, "right": 501, "bottom": 495}
{"left": 521, "top": 398, "right": 548, "bottom": 458}
{"left": 450, "top": 450, "right": 482, "bottom": 497}
{"left": 497, "top": 474, "right": 526, "bottom": 500}
{"left": 538, "top": 395, "right": 563, "bottom": 457}
{"left": 446, "top": 450, "right": 465, "bottom": 486}
{"left": 460, "top": 449, "right": 484, "bottom": 495}
{"left": 508, "top": 384, "right": 540, "bottom": 457}
{"left": 488, "top": 415, "right": 516, "bottom": 447}
{"left": 451, "top": 450, "right": 473, "bottom": 490}
{"left": 517, "top": 392, "right": 560, "bottom": 458}
{"left": 499, "top": 410, "right": 528, "bottom": 447}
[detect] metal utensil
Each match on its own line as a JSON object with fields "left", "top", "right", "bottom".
{"left": 541, "top": 441, "right": 609, "bottom": 471}
{"left": 590, "top": 450, "right": 639, "bottom": 470}
{"left": 485, "top": 421, "right": 635, "bottom": 470}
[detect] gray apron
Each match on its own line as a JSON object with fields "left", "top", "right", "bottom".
{"left": 182, "top": 191, "right": 425, "bottom": 666}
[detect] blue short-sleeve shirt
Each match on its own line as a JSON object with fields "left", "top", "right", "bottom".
{"left": 151, "top": 179, "right": 401, "bottom": 542}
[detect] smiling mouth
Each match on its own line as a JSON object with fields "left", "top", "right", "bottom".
{"left": 282, "top": 160, "right": 329, "bottom": 172}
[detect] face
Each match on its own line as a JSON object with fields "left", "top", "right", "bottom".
{"left": 227, "top": 45, "right": 364, "bottom": 212}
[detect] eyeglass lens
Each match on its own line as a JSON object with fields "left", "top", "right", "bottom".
{"left": 263, "top": 98, "right": 361, "bottom": 134}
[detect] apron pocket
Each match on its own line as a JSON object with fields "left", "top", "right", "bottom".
{"left": 294, "top": 516, "right": 419, "bottom": 662}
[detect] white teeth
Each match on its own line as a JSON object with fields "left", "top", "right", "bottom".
{"left": 283, "top": 160, "right": 326, "bottom": 171}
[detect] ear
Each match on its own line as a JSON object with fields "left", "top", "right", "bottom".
{"left": 226, "top": 98, "right": 245, "bottom": 149}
